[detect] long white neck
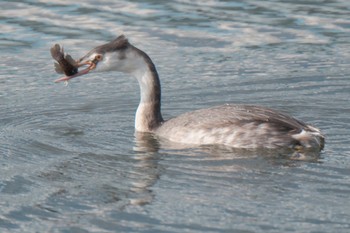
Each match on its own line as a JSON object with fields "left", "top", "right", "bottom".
{"left": 129, "top": 53, "right": 163, "bottom": 132}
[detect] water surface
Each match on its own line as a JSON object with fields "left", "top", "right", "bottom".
{"left": 1, "top": 0, "right": 350, "bottom": 232}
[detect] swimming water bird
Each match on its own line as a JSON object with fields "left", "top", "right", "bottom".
{"left": 54, "top": 35, "right": 325, "bottom": 155}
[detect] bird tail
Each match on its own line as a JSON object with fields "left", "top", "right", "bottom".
{"left": 292, "top": 126, "right": 325, "bottom": 151}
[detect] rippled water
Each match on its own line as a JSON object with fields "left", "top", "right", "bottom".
{"left": 1, "top": 0, "right": 350, "bottom": 232}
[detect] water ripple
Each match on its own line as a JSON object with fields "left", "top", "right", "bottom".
{"left": 1, "top": 0, "right": 350, "bottom": 232}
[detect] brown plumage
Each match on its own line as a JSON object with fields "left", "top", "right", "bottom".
{"left": 50, "top": 44, "right": 78, "bottom": 76}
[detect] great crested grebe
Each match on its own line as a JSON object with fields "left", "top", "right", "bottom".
{"left": 54, "top": 35, "right": 325, "bottom": 153}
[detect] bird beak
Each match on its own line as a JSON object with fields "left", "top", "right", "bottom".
{"left": 54, "top": 59, "right": 98, "bottom": 83}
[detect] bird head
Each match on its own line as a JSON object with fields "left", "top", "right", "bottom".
{"left": 55, "top": 35, "right": 138, "bottom": 83}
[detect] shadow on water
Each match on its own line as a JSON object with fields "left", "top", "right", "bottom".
{"left": 131, "top": 131, "right": 325, "bottom": 206}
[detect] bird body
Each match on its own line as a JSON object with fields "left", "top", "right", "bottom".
{"left": 156, "top": 104, "right": 324, "bottom": 150}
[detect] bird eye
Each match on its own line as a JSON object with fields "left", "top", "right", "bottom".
{"left": 95, "top": 54, "right": 103, "bottom": 61}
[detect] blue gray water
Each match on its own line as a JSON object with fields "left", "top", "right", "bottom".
{"left": 1, "top": 0, "right": 350, "bottom": 232}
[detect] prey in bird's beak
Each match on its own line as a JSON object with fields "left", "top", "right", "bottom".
{"left": 53, "top": 55, "right": 102, "bottom": 83}
{"left": 50, "top": 43, "right": 104, "bottom": 84}
{"left": 52, "top": 35, "right": 129, "bottom": 84}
